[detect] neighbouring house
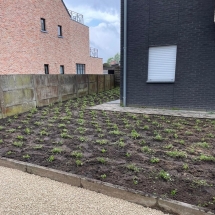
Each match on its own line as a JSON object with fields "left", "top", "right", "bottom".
{"left": 121, "top": 0, "right": 215, "bottom": 110}
{"left": 0, "top": 0, "right": 103, "bottom": 75}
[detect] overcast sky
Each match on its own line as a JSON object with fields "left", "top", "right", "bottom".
{"left": 63, "top": 0, "right": 120, "bottom": 63}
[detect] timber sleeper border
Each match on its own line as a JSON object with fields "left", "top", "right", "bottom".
{"left": 0, "top": 157, "right": 214, "bottom": 215}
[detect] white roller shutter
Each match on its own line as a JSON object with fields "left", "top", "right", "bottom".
{"left": 148, "top": 45, "right": 177, "bottom": 82}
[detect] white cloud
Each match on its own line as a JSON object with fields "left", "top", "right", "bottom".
{"left": 63, "top": 0, "right": 120, "bottom": 62}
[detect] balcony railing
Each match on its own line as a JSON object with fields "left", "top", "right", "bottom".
{"left": 90, "top": 48, "right": 99, "bottom": 58}
{"left": 68, "top": 10, "right": 84, "bottom": 24}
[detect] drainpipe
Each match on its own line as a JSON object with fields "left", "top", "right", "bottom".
{"left": 123, "top": 0, "right": 127, "bottom": 107}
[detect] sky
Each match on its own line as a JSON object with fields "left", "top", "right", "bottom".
{"left": 63, "top": 0, "right": 120, "bottom": 63}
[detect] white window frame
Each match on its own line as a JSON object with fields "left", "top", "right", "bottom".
{"left": 147, "top": 45, "right": 177, "bottom": 83}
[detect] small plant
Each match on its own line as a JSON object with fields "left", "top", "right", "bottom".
{"left": 163, "top": 144, "right": 173, "bottom": 150}
{"left": 179, "top": 140, "right": 185, "bottom": 145}
{"left": 34, "top": 145, "right": 43, "bottom": 150}
{"left": 197, "top": 142, "right": 210, "bottom": 149}
{"left": 118, "top": 138, "right": 125, "bottom": 148}
{"left": 23, "top": 154, "right": 30, "bottom": 159}
{"left": 96, "top": 139, "right": 108, "bottom": 145}
{"left": 6, "top": 151, "right": 12, "bottom": 155}
{"left": 34, "top": 121, "right": 42, "bottom": 126}
{"left": 58, "top": 124, "right": 66, "bottom": 128}
{"left": 199, "top": 154, "right": 215, "bottom": 162}
{"left": 133, "top": 177, "right": 138, "bottom": 185}
{"left": 154, "top": 134, "right": 163, "bottom": 141}
{"left": 185, "top": 131, "right": 193, "bottom": 135}
{"left": 75, "top": 160, "right": 83, "bottom": 166}
{"left": 109, "top": 130, "right": 123, "bottom": 135}
{"left": 0, "top": 139, "right": 3, "bottom": 144}
{"left": 130, "top": 129, "right": 141, "bottom": 139}
{"left": 40, "top": 130, "right": 49, "bottom": 136}
{"left": 71, "top": 151, "right": 83, "bottom": 159}
{"left": 51, "top": 148, "right": 62, "bottom": 154}
{"left": 171, "top": 189, "right": 177, "bottom": 196}
{"left": 127, "top": 164, "right": 140, "bottom": 173}
{"left": 16, "top": 135, "right": 24, "bottom": 141}
{"left": 101, "top": 148, "right": 107, "bottom": 153}
{"left": 13, "top": 141, "right": 23, "bottom": 147}
{"left": 25, "top": 128, "right": 31, "bottom": 135}
{"left": 207, "top": 133, "right": 214, "bottom": 138}
{"left": 7, "top": 129, "right": 16, "bottom": 133}
{"left": 101, "top": 174, "right": 107, "bottom": 179}
{"left": 142, "top": 146, "right": 152, "bottom": 154}
{"left": 139, "top": 140, "right": 146, "bottom": 145}
{"left": 126, "top": 152, "right": 131, "bottom": 158}
{"left": 48, "top": 155, "right": 55, "bottom": 162}
{"left": 0, "top": 126, "right": 4, "bottom": 130}
{"left": 150, "top": 157, "right": 160, "bottom": 163}
{"left": 79, "top": 137, "right": 87, "bottom": 142}
{"left": 142, "top": 125, "right": 149, "bottom": 130}
{"left": 97, "top": 157, "right": 106, "bottom": 164}
{"left": 158, "top": 170, "right": 171, "bottom": 181}
{"left": 164, "top": 129, "right": 174, "bottom": 134}
{"left": 183, "top": 163, "right": 189, "bottom": 170}
{"left": 166, "top": 150, "right": 187, "bottom": 158}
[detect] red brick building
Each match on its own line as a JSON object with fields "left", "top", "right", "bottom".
{"left": 0, "top": 0, "right": 103, "bottom": 74}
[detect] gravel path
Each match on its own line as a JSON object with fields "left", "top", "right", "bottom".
{"left": 0, "top": 167, "right": 170, "bottom": 215}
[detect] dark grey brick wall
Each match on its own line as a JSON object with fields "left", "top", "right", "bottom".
{"left": 121, "top": 0, "right": 215, "bottom": 110}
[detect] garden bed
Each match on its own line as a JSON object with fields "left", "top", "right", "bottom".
{"left": 0, "top": 87, "right": 214, "bottom": 212}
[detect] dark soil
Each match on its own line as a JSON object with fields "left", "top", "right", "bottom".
{"left": 0, "top": 87, "right": 215, "bottom": 212}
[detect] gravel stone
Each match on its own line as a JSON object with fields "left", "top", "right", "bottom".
{"left": 0, "top": 166, "right": 170, "bottom": 215}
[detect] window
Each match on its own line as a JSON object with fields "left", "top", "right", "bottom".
{"left": 44, "top": 64, "right": 49, "bottom": 74}
{"left": 41, "top": 18, "right": 46, "bottom": 31}
{"left": 147, "top": 45, "right": 177, "bottom": 83}
{"left": 76, "top": 64, "right": 85, "bottom": 74}
{"left": 60, "top": 65, "right": 64, "bottom": 74}
{"left": 58, "top": 25, "right": 62, "bottom": 37}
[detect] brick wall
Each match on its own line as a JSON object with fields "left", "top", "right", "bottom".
{"left": 0, "top": 74, "right": 115, "bottom": 118}
{"left": 121, "top": 0, "right": 215, "bottom": 110}
{"left": 0, "top": 0, "right": 102, "bottom": 75}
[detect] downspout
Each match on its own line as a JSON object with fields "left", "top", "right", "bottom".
{"left": 123, "top": 0, "right": 127, "bottom": 107}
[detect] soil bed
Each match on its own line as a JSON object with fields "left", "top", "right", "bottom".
{"left": 0, "top": 87, "right": 215, "bottom": 212}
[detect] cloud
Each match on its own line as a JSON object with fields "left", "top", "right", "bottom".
{"left": 63, "top": 0, "right": 120, "bottom": 62}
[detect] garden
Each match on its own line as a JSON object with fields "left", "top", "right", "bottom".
{"left": 0, "top": 87, "right": 214, "bottom": 211}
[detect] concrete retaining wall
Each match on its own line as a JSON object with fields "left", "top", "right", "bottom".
{"left": 0, "top": 74, "right": 115, "bottom": 117}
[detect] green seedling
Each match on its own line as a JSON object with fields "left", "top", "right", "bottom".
{"left": 13, "top": 141, "right": 23, "bottom": 147}
{"left": 97, "top": 157, "right": 106, "bottom": 164}
{"left": 131, "top": 129, "right": 141, "bottom": 139}
{"left": 58, "top": 124, "right": 66, "bottom": 128}
{"left": 154, "top": 134, "right": 163, "bottom": 141}
{"left": 48, "top": 155, "right": 55, "bottom": 162}
{"left": 142, "top": 146, "right": 152, "bottom": 154}
{"left": 126, "top": 152, "right": 131, "bottom": 158}
{"left": 34, "top": 121, "right": 42, "bottom": 126}
{"left": 163, "top": 144, "right": 173, "bottom": 149}
{"left": 133, "top": 177, "right": 138, "bottom": 185}
{"left": 166, "top": 150, "right": 187, "bottom": 158}
{"left": 7, "top": 129, "right": 16, "bottom": 133}
{"left": 0, "top": 139, "right": 3, "bottom": 144}
{"left": 75, "top": 160, "right": 83, "bottom": 166}
{"left": 183, "top": 163, "right": 189, "bottom": 170}
{"left": 0, "top": 126, "right": 4, "bottom": 130}
{"left": 79, "top": 137, "right": 87, "bottom": 142}
{"left": 71, "top": 151, "right": 83, "bottom": 159}
{"left": 96, "top": 140, "right": 108, "bottom": 145}
{"left": 127, "top": 164, "right": 140, "bottom": 173}
{"left": 16, "top": 135, "right": 24, "bottom": 141}
{"left": 158, "top": 170, "right": 171, "bottom": 181}
{"left": 197, "top": 142, "right": 210, "bottom": 148}
{"left": 142, "top": 125, "right": 149, "bottom": 130}
{"left": 101, "top": 174, "right": 107, "bottom": 179}
{"left": 6, "top": 151, "right": 12, "bottom": 155}
{"left": 23, "top": 154, "right": 30, "bottom": 159}
{"left": 199, "top": 154, "right": 215, "bottom": 162}
{"left": 51, "top": 148, "right": 62, "bottom": 154}
{"left": 25, "top": 128, "right": 31, "bottom": 135}
{"left": 101, "top": 148, "right": 107, "bottom": 153}
{"left": 40, "top": 130, "right": 49, "bottom": 136}
{"left": 34, "top": 145, "right": 43, "bottom": 150}
{"left": 150, "top": 157, "right": 160, "bottom": 163}
{"left": 171, "top": 189, "right": 177, "bottom": 196}
{"left": 179, "top": 140, "right": 185, "bottom": 145}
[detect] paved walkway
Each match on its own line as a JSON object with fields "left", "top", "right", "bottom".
{"left": 0, "top": 167, "right": 169, "bottom": 215}
{"left": 90, "top": 100, "right": 215, "bottom": 119}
